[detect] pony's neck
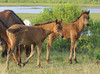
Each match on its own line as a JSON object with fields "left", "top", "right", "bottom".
{"left": 74, "top": 17, "right": 84, "bottom": 33}
{"left": 40, "top": 23, "right": 55, "bottom": 34}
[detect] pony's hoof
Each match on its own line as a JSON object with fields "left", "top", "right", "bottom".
{"left": 23, "top": 63, "right": 26, "bottom": 67}
{"left": 74, "top": 58, "right": 78, "bottom": 64}
{"left": 18, "top": 63, "right": 22, "bottom": 67}
{"left": 69, "top": 59, "right": 72, "bottom": 64}
{"left": 47, "top": 60, "right": 52, "bottom": 64}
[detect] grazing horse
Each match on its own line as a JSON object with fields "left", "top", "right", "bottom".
{"left": 6, "top": 20, "right": 63, "bottom": 69}
{"left": 46, "top": 10, "right": 90, "bottom": 64}
{"left": 0, "top": 20, "right": 10, "bottom": 57}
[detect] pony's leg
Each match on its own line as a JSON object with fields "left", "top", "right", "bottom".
{"left": 10, "top": 44, "right": 21, "bottom": 67}
{"left": 16, "top": 45, "right": 21, "bottom": 63}
{"left": 69, "top": 38, "right": 75, "bottom": 64}
{"left": 73, "top": 41, "right": 78, "bottom": 63}
{"left": 23, "top": 44, "right": 35, "bottom": 66}
{"left": 6, "top": 48, "right": 11, "bottom": 70}
{"left": 1, "top": 42, "right": 7, "bottom": 57}
{"left": 46, "top": 33, "right": 56, "bottom": 63}
{"left": 37, "top": 43, "right": 42, "bottom": 67}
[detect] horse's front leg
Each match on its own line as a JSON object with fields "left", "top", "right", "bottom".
{"left": 69, "top": 38, "right": 75, "bottom": 64}
{"left": 73, "top": 41, "right": 78, "bottom": 63}
{"left": 46, "top": 33, "right": 56, "bottom": 63}
{"left": 23, "top": 44, "right": 35, "bottom": 66}
{"left": 37, "top": 43, "right": 42, "bottom": 67}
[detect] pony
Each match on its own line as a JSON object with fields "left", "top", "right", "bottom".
{"left": 6, "top": 19, "right": 63, "bottom": 69}
{"left": 46, "top": 10, "right": 90, "bottom": 64}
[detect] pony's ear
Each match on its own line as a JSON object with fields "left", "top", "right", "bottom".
{"left": 61, "top": 19, "right": 63, "bottom": 22}
{"left": 81, "top": 10, "right": 84, "bottom": 14}
{"left": 56, "top": 19, "right": 58, "bottom": 24}
{"left": 87, "top": 10, "right": 90, "bottom": 15}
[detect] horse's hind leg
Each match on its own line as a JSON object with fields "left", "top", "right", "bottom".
{"left": 10, "top": 44, "right": 21, "bottom": 67}
{"left": 73, "top": 41, "right": 78, "bottom": 63}
{"left": 16, "top": 45, "right": 22, "bottom": 63}
{"left": 46, "top": 33, "right": 56, "bottom": 63}
{"left": 6, "top": 48, "right": 11, "bottom": 69}
{"left": 23, "top": 44, "right": 35, "bottom": 67}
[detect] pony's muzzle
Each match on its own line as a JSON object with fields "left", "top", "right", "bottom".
{"left": 59, "top": 34, "right": 64, "bottom": 39}
{"left": 61, "top": 35, "right": 64, "bottom": 38}
{"left": 87, "top": 24, "right": 90, "bottom": 26}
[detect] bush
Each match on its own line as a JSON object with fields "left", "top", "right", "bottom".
{"left": 34, "top": 3, "right": 81, "bottom": 24}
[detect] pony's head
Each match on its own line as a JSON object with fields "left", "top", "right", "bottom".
{"left": 81, "top": 10, "right": 90, "bottom": 27}
{"left": 54, "top": 19, "right": 64, "bottom": 39}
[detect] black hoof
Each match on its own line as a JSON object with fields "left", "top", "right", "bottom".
{"left": 18, "top": 63, "right": 22, "bottom": 67}
{"left": 69, "top": 59, "right": 72, "bottom": 64}
{"left": 74, "top": 58, "right": 78, "bottom": 64}
{"left": 23, "top": 63, "right": 26, "bottom": 67}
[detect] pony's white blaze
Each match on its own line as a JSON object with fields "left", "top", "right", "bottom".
{"left": 23, "top": 20, "right": 32, "bottom": 26}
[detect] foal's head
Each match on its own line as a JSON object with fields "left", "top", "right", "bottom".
{"left": 81, "top": 10, "right": 90, "bottom": 27}
{"left": 54, "top": 19, "right": 63, "bottom": 39}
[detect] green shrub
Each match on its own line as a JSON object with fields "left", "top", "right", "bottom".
{"left": 34, "top": 3, "right": 81, "bottom": 24}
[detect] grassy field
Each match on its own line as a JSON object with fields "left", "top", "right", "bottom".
{"left": 0, "top": 13, "right": 99, "bottom": 74}
{"left": 0, "top": 3, "right": 100, "bottom": 7}
{"left": 0, "top": 50, "right": 100, "bottom": 74}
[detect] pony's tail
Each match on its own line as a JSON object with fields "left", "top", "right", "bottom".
{"left": 7, "top": 28, "right": 21, "bottom": 34}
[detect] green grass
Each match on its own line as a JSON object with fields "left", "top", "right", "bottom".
{"left": 0, "top": 3, "right": 100, "bottom": 7}
{"left": 0, "top": 50, "right": 100, "bottom": 74}
{"left": 90, "top": 13, "right": 100, "bottom": 21}
{"left": 17, "top": 13, "right": 38, "bottom": 24}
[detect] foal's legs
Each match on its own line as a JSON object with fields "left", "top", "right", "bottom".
{"left": 6, "top": 47, "right": 11, "bottom": 69}
{"left": 16, "top": 45, "right": 21, "bottom": 63}
{"left": 73, "top": 41, "right": 78, "bottom": 63}
{"left": 23, "top": 44, "right": 35, "bottom": 66}
{"left": 69, "top": 38, "right": 76, "bottom": 64}
{"left": 37, "top": 43, "right": 42, "bottom": 67}
{"left": 46, "top": 33, "right": 56, "bottom": 63}
{"left": 11, "top": 44, "right": 21, "bottom": 66}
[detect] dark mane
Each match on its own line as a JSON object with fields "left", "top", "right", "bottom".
{"left": 71, "top": 11, "right": 89, "bottom": 23}
{"left": 6, "top": 10, "right": 25, "bottom": 25}
{"left": 35, "top": 20, "right": 56, "bottom": 26}
{"left": 0, "top": 20, "right": 8, "bottom": 29}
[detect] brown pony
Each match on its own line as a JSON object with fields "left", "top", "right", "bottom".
{"left": 6, "top": 20, "right": 63, "bottom": 69}
{"left": 46, "top": 10, "right": 90, "bottom": 64}
{"left": 0, "top": 10, "right": 29, "bottom": 62}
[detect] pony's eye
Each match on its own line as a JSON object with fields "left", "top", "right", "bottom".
{"left": 83, "top": 16, "right": 85, "bottom": 19}
{"left": 58, "top": 26, "right": 62, "bottom": 29}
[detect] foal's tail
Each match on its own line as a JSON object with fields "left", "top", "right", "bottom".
{"left": 7, "top": 28, "right": 21, "bottom": 34}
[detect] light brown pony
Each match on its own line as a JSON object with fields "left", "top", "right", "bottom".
{"left": 6, "top": 20, "right": 63, "bottom": 69}
{"left": 46, "top": 10, "right": 90, "bottom": 64}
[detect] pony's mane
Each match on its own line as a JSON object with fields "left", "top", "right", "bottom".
{"left": 5, "top": 10, "right": 25, "bottom": 25}
{"left": 71, "top": 11, "right": 89, "bottom": 23}
{"left": 0, "top": 20, "right": 8, "bottom": 29}
{"left": 35, "top": 20, "right": 56, "bottom": 26}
